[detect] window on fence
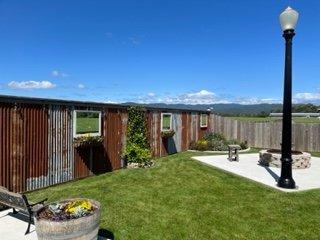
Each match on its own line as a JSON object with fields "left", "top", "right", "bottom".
{"left": 161, "top": 113, "right": 172, "bottom": 131}
{"left": 73, "top": 110, "right": 102, "bottom": 137}
{"left": 200, "top": 114, "right": 208, "bottom": 128}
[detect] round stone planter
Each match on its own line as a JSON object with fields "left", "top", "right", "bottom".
{"left": 259, "top": 149, "right": 311, "bottom": 169}
{"left": 35, "top": 198, "right": 101, "bottom": 240}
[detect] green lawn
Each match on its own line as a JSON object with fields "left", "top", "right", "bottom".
{"left": 231, "top": 116, "right": 320, "bottom": 124}
{"left": 28, "top": 150, "right": 320, "bottom": 240}
{"left": 231, "top": 117, "right": 280, "bottom": 123}
{"left": 292, "top": 117, "right": 320, "bottom": 124}
{"left": 313, "top": 152, "right": 320, "bottom": 157}
{"left": 76, "top": 117, "right": 100, "bottom": 134}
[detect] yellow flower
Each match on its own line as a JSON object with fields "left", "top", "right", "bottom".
{"left": 64, "top": 200, "right": 92, "bottom": 214}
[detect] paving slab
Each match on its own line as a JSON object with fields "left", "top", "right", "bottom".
{"left": 0, "top": 209, "right": 111, "bottom": 240}
{"left": 192, "top": 153, "right": 320, "bottom": 192}
{"left": 0, "top": 209, "right": 37, "bottom": 240}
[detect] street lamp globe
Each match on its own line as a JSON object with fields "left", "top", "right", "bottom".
{"left": 280, "top": 6, "right": 299, "bottom": 31}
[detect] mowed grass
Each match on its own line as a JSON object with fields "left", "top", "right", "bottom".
{"left": 76, "top": 117, "right": 99, "bottom": 134}
{"left": 28, "top": 151, "right": 320, "bottom": 240}
{"left": 313, "top": 152, "right": 320, "bottom": 157}
{"left": 231, "top": 116, "right": 320, "bottom": 124}
{"left": 293, "top": 117, "right": 320, "bottom": 124}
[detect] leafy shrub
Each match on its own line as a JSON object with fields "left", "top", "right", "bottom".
{"left": 124, "top": 143, "right": 152, "bottom": 165}
{"left": 190, "top": 140, "right": 208, "bottom": 151}
{"left": 239, "top": 140, "right": 248, "bottom": 150}
{"left": 190, "top": 132, "right": 248, "bottom": 151}
{"left": 203, "top": 132, "right": 226, "bottom": 142}
{"left": 123, "top": 106, "right": 152, "bottom": 167}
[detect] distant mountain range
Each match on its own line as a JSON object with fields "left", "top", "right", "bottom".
{"left": 123, "top": 102, "right": 283, "bottom": 115}
{"left": 122, "top": 102, "right": 320, "bottom": 116}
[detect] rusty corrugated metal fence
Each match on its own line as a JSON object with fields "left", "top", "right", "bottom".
{"left": 0, "top": 97, "right": 209, "bottom": 192}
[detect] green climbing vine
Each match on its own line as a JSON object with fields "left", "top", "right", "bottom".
{"left": 123, "top": 106, "right": 152, "bottom": 167}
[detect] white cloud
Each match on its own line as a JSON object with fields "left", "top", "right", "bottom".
{"left": 125, "top": 90, "right": 286, "bottom": 105}
{"left": 233, "top": 98, "right": 282, "bottom": 105}
{"left": 133, "top": 90, "right": 219, "bottom": 105}
{"left": 78, "top": 84, "right": 85, "bottom": 89}
{"left": 294, "top": 92, "right": 320, "bottom": 101}
{"left": 8, "top": 80, "right": 56, "bottom": 89}
{"left": 122, "top": 89, "right": 320, "bottom": 105}
{"left": 52, "top": 70, "right": 69, "bottom": 77}
{"left": 104, "top": 100, "right": 119, "bottom": 104}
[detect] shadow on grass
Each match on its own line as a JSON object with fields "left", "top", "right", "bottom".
{"left": 98, "top": 228, "right": 115, "bottom": 239}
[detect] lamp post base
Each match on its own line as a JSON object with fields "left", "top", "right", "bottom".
{"left": 278, "top": 177, "right": 296, "bottom": 189}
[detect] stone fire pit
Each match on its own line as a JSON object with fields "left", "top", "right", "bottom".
{"left": 259, "top": 149, "right": 311, "bottom": 169}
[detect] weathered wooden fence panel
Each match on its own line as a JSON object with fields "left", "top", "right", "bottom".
{"left": 210, "top": 114, "right": 320, "bottom": 152}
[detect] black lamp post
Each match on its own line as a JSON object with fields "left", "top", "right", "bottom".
{"left": 278, "top": 7, "right": 299, "bottom": 189}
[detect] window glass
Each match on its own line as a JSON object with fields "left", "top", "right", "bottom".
{"left": 74, "top": 111, "right": 101, "bottom": 136}
{"left": 200, "top": 114, "right": 208, "bottom": 128}
{"left": 161, "top": 113, "right": 172, "bottom": 131}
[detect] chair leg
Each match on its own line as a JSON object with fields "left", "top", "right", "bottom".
{"left": 12, "top": 208, "right": 18, "bottom": 214}
{"left": 25, "top": 213, "right": 32, "bottom": 235}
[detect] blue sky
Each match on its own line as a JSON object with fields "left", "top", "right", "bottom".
{"left": 0, "top": 0, "right": 319, "bottom": 104}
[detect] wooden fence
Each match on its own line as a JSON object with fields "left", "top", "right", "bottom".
{"left": 210, "top": 115, "right": 320, "bottom": 152}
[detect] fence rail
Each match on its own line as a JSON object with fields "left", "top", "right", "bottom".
{"left": 210, "top": 115, "right": 320, "bottom": 152}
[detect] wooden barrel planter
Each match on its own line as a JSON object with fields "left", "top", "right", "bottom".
{"left": 34, "top": 198, "right": 101, "bottom": 240}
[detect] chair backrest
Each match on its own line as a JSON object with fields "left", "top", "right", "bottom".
{"left": 0, "top": 186, "right": 28, "bottom": 211}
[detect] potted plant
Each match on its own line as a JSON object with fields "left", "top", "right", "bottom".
{"left": 35, "top": 198, "right": 101, "bottom": 240}
{"left": 73, "top": 134, "right": 104, "bottom": 148}
{"left": 161, "top": 129, "right": 175, "bottom": 138}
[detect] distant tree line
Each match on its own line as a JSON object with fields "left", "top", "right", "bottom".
{"left": 220, "top": 104, "right": 319, "bottom": 117}
{"left": 77, "top": 112, "right": 99, "bottom": 118}
{"left": 272, "top": 103, "right": 319, "bottom": 114}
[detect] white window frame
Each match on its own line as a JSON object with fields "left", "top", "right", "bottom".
{"left": 73, "top": 110, "right": 102, "bottom": 138}
{"left": 161, "top": 113, "right": 173, "bottom": 132}
{"left": 200, "top": 114, "right": 208, "bottom": 128}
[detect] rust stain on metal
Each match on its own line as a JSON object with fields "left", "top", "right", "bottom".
{"left": 0, "top": 97, "right": 210, "bottom": 192}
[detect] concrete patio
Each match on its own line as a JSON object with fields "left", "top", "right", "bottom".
{"left": 192, "top": 153, "right": 320, "bottom": 192}
{"left": 0, "top": 209, "right": 111, "bottom": 240}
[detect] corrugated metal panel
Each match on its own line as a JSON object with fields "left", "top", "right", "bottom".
{"left": 181, "top": 112, "right": 190, "bottom": 151}
{"left": 25, "top": 105, "right": 49, "bottom": 191}
{"left": 0, "top": 97, "right": 214, "bottom": 192}
{"left": 26, "top": 105, "right": 73, "bottom": 191}
{"left": 0, "top": 103, "right": 48, "bottom": 192}
{"left": 190, "top": 113, "right": 198, "bottom": 142}
{"left": 104, "top": 108, "right": 124, "bottom": 170}
{"left": 155, "top": 111, "right": 162, "bottom": 157}
{"left": 147, "top": 111, "right": 161, "bottom": 158}
{"left": 0, "top": 103, "right": 14, "bottom": 191}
